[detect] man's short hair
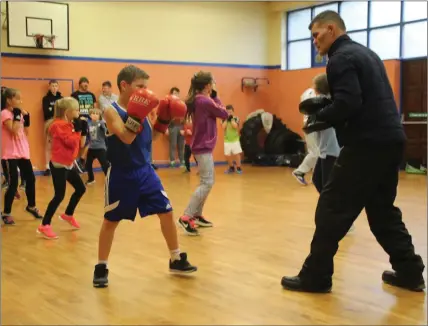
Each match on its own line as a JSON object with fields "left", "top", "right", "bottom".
{"left": 102, "top": 81, "right": 112, "bottom": 88}
{"left": 117, "top": 65, "right": 150, "bottom": 90}
{"left": 226, "top": 105, "right": 234, "bottom": 111}
{"left": 308, "top": 10, "right": 346, "bottom": 31}
{"left": 79, "top": 77, "right": 89, "bottom": 85}
{"left": 49, "top": 79, "right": 58, "bottom": 85}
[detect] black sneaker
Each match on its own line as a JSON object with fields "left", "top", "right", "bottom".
{"left": 281, "top": 275, "right": 332, "bottom": 293}
{"left": 26, "top": 206, "right": 42, "bottom": 219}
{"left": 93, "top": 264, "right": 109, "bottom": 288}
{"left": 382, "top": 270, "right": 426, "bottom": 292}
{"left": 194, "top": 216, "right": 213, "bottom": 228}
{"left": 178, "top": 216, "right": 199, "bottom": 236}
{"left": 169, "top": 252, "right": 197, "bottom": 274}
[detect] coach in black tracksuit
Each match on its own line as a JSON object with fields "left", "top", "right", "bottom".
{"left": 281, "top": 10, "right": 425, "bottom": 293}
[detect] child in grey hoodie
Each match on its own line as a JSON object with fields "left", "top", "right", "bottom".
{"left": 85, "top": 109, "right": 109, "bottom": 185}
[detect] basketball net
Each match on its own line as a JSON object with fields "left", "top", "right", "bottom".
{"left": 44, "top": 35, "right": 56, "bottom": 49}
{"left": 33, "top": 34, "right": 44, "bottom": 48}
{"left": 32, "top": 34, "right": 56, "bottom": 49}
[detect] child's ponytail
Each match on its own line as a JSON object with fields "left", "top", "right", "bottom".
{"left": 184, "top": 71, "right": 214, "bottom": 120}
{"left": 185, "top": 82, "right": 196, "bottom": 120}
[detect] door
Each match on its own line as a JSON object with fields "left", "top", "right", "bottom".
{"left": 401, "top": 58, "right": 427, "bottom": 166}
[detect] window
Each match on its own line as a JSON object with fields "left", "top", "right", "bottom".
{"left": 403, "top": 1, "right": 428, "bottom": 22}
{"left": 370, "top": 1, "right": 401, "bottom": 28}
{"left": 288, "top": 40, "right": 311, "bottom": 70}
{"left": 402, "top": 21, "right": 428, "bottom": 59}
{"left": 369, "top": 26, "right": 400, "bottom": 60}
{"left": 339, "top": 1, "right": 368, "bottom": 31}
{"left": 313, "top": 3, "right": 338, "bottom": 17}
{"left": 284, "top": 0, "right": 427, "bottom": 70}
{"left": 348, "top": 31, "right": 367, "bottom": 47}
{"left": 287, "top": 9, "right": 311, "bottom": 41}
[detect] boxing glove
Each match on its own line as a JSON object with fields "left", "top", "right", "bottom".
{"left": 12, "top": 108, "right": 22, "bottom": 122}
{"left": 154, "top": 95, "right": 187, "bottom": 134}
{"left": 302, "top": 115, "right": 332, "bottom": 134}
{"left": 23, "top": 112, "right": 30, "bottom": 127}
{"left": 210, "top": 89, "right": 217, "bottom": 99}
{"left": 227, "top": 115, "right": 233, "bottom": 122}
{"left": 126, "top": 88, "right": 160, "bottom": 134}
{"left": 299, "top": 97, "right": 332, "bottom": 116}
{"left": 72, "top": 118, "right": 83, "bottom": 133}
{"left": 80, "top": 119, "right": 88, "bottom": 136}
{"left": 169, "top": 95, "right": 187, "bottom": 120}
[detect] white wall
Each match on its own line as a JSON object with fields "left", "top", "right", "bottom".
{"left": 1, "top": 1, "right": 270, "bottom": 66}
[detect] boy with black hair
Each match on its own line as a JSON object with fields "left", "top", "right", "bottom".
{"left": 42, "top": 79, "right": 63, "bottom": 176}
{"left": 71, "top": 77, "right": 97, "bottom": 173}
{"left": 99, "top": 81, "right": 119, "bottom": 112}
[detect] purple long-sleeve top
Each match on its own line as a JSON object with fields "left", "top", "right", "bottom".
{"left": 191, "top": 94, "right": 228, "bottom": 155}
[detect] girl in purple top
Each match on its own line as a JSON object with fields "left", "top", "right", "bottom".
{"left": 178, "top": 71, "right": 228, "bottom": 236}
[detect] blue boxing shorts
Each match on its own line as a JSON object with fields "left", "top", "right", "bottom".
{"left": 104, "top": 164, "right": 173, "bottom": 222}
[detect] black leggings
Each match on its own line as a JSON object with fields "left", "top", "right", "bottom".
{"left": 312, "top": 155, "right": 337, "bottom": 194}
{"left": 42, "top": 162, "right": 86, "bottom": 225}
{"left": 2, "top": 159, "right": 24, "bottom": 185}
{"left": 85, "top": 148, "right": 109, "bottom": 181}
{"left": 3, "top": 159, "right": 36, "bottom": 214}
{"left": 184, "top": 144, "right": 198, "bottom": 171}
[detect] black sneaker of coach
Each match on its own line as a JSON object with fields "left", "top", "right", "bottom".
{"left": 281, "top": 275, "right": 332, "bottom": 293}
{"left": 382, "top": 270, "right": 426, "bottom": 292}
{"left": 93, "top": 264, "right": 109, "bottom": 288}
{"left": 169, "top": 252, "right": 197, "bottom": 274}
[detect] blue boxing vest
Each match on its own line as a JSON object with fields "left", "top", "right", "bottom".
{"left": 106, "top": 102, "right": 152, "bottom": 169}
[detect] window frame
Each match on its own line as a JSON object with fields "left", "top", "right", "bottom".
{"left": 284, "top": 1, "right": 428, "bottom": 70}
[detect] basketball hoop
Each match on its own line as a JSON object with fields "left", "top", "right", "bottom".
{"left": 33, "top": 34, "right": 44, "bottom": 48}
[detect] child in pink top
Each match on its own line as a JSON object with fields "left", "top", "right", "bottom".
{"left": 1, "top": 88, "right": 42, "bottom": 225}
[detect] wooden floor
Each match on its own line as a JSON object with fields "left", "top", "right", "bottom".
{"left": 2, "top": 166, "right": 427, "bottom": 325}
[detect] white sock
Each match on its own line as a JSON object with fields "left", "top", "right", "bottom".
{"left": 170, "top": 249, "right": 181, "bottom": 262}
{"left": 98, "top": 260, "right": 108, "bottom": 267}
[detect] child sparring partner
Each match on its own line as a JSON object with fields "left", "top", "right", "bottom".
{"left": 85, "top": 108, "right": 109, "bottom": 185}
{"left": 302, "top": 73, "right": 355, "bottom": 232}
{"left": 292, "top": 88, "right": 318, "bottom": 185}
{"left": 1, "top": 88, "right": 43, "bottom": 225}
{"left": 93, "top": 65, "right": 197, "bottom": 288}
{"left": 178, "top": 71, "right": 229, "bottom": 236}
{"left": 305, "top": 73, "right": 341, "bottom": 194}
{"left": 37, "top": 97, "right": 86, "bottom": 239}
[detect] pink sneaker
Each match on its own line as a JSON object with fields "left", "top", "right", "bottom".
{"left": 37, "top": 224, "right": 58, "bottom": 240}
{"left": 59, "top": 214, "right": 80, "bottom": 229}
{"left": 178, "top": 215, "right": 199, "bottom": 236}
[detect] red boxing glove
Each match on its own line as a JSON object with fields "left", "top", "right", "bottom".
{"left": 125, "top": 88, "right": 160, "bottom": 133}
{"left": 154, "top": 95, "right": 187, "bottom": 134}
{"left": 169, "top": 96, "right": 187, "bottom": 120}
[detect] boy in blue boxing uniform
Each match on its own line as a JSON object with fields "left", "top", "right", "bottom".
{"left": 93, "top": 65, "right": 197, "bottom": 288}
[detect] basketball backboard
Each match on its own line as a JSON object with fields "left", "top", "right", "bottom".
{"left": 7, "top": 1, "right": 69, "bottom": 50}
